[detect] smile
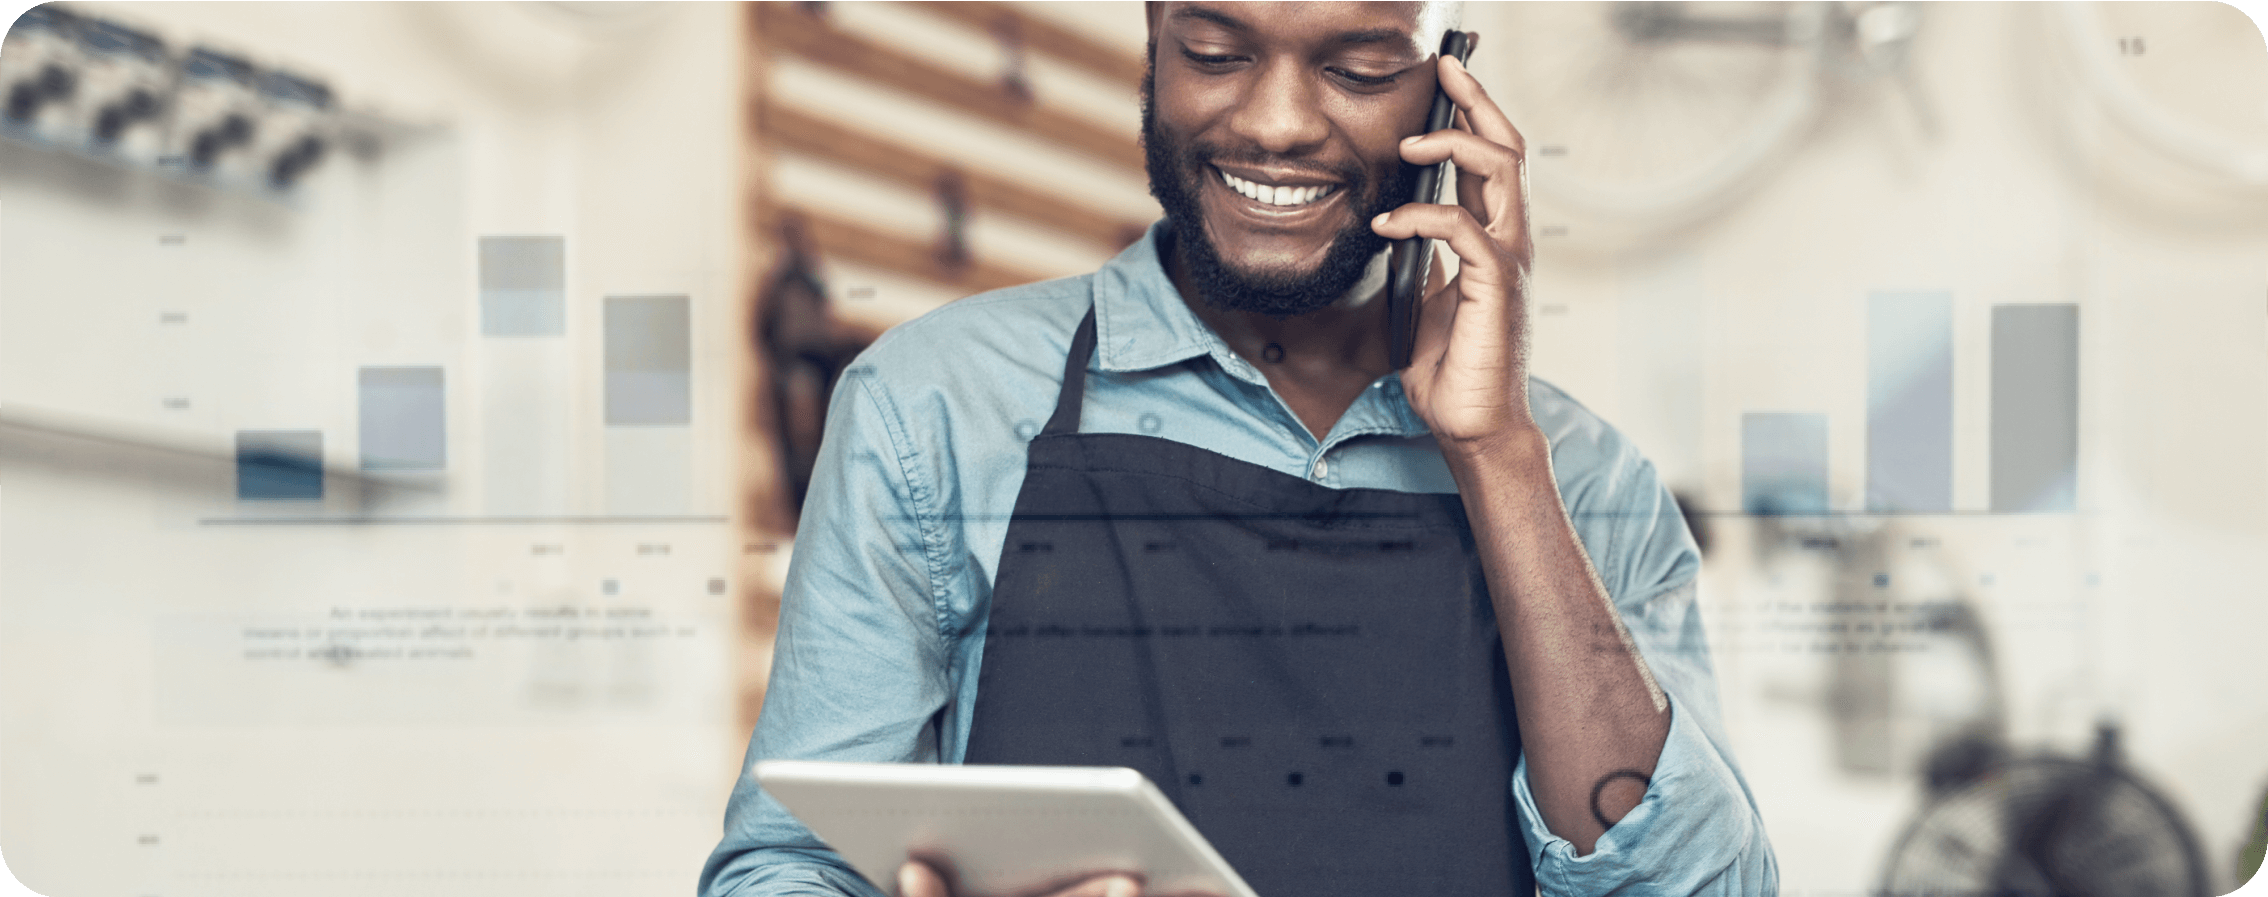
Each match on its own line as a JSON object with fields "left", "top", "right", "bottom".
{"left": 1217, "top": 169, "right": 1338, "bottom": 208}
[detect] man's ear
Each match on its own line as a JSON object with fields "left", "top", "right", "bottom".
{"left": 1144, "top": 2, "right": 1162, "bottom": 43}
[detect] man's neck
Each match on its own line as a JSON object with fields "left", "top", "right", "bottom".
{"left": 1164, "top": 234, "right": 1398, "bottom": 441}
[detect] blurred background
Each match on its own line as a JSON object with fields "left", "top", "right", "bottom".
{"left": 1, "top": 2, "right": 2264, "bottom": 896}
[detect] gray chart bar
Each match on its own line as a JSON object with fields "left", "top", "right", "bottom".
{"left": 480, "top": 235, "right": 565, "bottom": 337}
{"left": 604, "top": 294, "right": 693, "bottom": 515}
{"left": 1990, "top": 304, "right": 2079, "bottom": 512}
{"left": 605, "top": 295, "right": 691, "bottom": 426}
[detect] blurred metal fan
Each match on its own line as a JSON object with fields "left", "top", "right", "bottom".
{"left": 2028, "top": 1, "right": 2268, "bottom": 224}
{"left": 2057, "top": 2, "right": 2268, "bottom": 187}
{"left": 1478, "top": 2, "right": 1932, "bottom": 246}
{"left": 1880, "top": 723, "right": 2213, "bottom": 897}
{"left": 1480, "top": 2, "right": 1828, "bottom": 242}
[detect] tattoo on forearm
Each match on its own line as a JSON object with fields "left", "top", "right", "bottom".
{"left": 1589, "top": 768, "right": 1653, "bottom": 830}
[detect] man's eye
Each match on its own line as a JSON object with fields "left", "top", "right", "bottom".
{"left": 1330, "top": 68, "right": 1400, "bottom": 88}
{"left": 1180, "top": 48, "right": 1244, "bottom": 68}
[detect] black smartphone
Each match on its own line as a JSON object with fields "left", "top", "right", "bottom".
{"left": 1386, "top": 30, "right": 1475, "bottom": 371}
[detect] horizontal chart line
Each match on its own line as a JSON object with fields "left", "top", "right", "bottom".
{"left": 198, "top": 515, "right": 730, "bottom": 526}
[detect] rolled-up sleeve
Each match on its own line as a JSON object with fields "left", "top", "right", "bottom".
{"left": 1512, "top": 678, "right": 1776, "bottom": 895}
{"left": 699, "top": 366, "right": 951, "bottom": 897}
{"left": 1514, "top": 430, "right": 1778, "bottom": 894}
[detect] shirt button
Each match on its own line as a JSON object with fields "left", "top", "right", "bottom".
{"left": 1312, "top": 457, "right": 1330, "bottom": 479}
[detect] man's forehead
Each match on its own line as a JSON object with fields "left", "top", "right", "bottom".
{"left": 1151, "top": 1, "right": 1455, "bottom": 49}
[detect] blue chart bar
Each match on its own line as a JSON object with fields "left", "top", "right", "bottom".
{"left": 479, "top": 236, "right": 565, "bottom": 337}
{"left": 358, "top": 366, "right": 445, "bottom": 470}
{"left": 1743, "top": 412, "right": 1829, "bottom": 515}
{"left": 604, "top": 295, "right": 691, "bottom": 426}
{"left": 236, "top": 430, "right": 323, "bottom": 500}
{"left": 1991, "top": 304, "right": 2079, "bottom": 512}
{"left": 1867, "top": 292, "right": 1953, "bottom": 512}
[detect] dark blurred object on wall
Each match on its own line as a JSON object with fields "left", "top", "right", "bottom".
{"left": 2241, "top": 781, "right": 2267, "bottom": 889}
{"left": 1672, "top": 489, "right": 1710, "bottom": 557}
{"left": 756, "top": 212, "right": 879, "bottom": 522}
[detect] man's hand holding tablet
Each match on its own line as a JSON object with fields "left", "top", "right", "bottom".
{"left": 753, "top": 762, "right": 1247, "bottom": 897}
{"left": 895, "top": 857, "right": 1142, "bottom": 897}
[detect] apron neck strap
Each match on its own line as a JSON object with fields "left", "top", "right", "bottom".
{"left": 1042, "top": 305, "right": 1100, "bottom": 437}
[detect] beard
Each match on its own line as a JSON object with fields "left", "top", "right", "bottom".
{"left": 1141, "top": 62, "right": 1412, "bottom": 318}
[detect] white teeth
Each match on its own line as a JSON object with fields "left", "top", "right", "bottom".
{"left": 1219, "top": 170, "right": 1332, "bottom": 207}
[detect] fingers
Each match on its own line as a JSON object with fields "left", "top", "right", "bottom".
{"left": 1408, "top": 262, "right": 1460, "bottom": 375}
{"left": 1375, "top": 205, "right": 1519, "bottom": 381}
{"left": 1049, "top": 874, "right": 1141, "bottom": 897}
{"left": 1452, "top": 107, "right": 1485, "bottom": 215}
{"left": 1400, "top": 129, "right": 1525, "bottom": 230}
{"left": 896, "top": 861, "right": 1142, "bottom": 897}
{"left": 1435, "top": 53, "right": 1523, "bottom": 156}
{"left": 1370, "top": 203, "right": 1520, "bottom": 291}
{"left": 1407, "top": 50, "right": 1527, "bottom": 235}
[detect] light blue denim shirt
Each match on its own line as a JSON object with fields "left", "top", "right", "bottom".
{"left": 702, "top": 223, "right": 1776, "bottom": 897}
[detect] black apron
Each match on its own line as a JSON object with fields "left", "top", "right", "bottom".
{"left": 964, "top": 305, "right": 1534, "bottom": 897}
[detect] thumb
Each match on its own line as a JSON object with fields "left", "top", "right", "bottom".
{"left": 898, "top": 860, "right": 951, "bottom": 897}
{"left": 1059, "top": 874, "right": 1141, "bottom": 897}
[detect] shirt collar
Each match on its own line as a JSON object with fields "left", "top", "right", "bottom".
{"left": 1089, "top": 219, "right": 1431, "bottom": 439}
{"left": 1090, "top": 220, "right": 1228, "bottom": 375}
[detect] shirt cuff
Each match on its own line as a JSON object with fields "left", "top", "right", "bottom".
{"left": 705, "top": 854, "right": 888, "bottom": 897}
{"left": 1511, "top": 693, "right": 1769, "bottom": 895}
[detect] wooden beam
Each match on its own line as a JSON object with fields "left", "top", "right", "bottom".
{"left": 751, "top": 3, "right": 1143, "bottom": 174}
{"left": 757, "top": 102, "right": 1150, "bottom": 252}
{"left": 736, "top": 0, "right": 783, "bottom": 739}
{"left": 755, "top": 201, "right": 1049, "bottom": 298}
{"left": 914, "top": 2, "right": 1148, "bottom": 87}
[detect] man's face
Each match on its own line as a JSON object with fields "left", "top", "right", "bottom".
{"left": 1143, "top": 2, "right": 1443, "bottom": 317}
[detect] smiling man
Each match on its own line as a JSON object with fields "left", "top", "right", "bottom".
{"left": 701, "top": 3, "right": 1776, "bottom": 896}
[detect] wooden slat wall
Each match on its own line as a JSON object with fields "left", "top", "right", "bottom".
{"left": 737, "top": 2, "right": 1149, "bottom": 732}
{"left": 918, "top": 1, "right": 1149, "bottom": 86}
{"left": 756, "top": 103, "right": 1150, "bottom": 251}
{"left": 752, "top": 200, "right": 1047, "bottom": 296}
{"left": 753, "top": 3, "right": 1143, "bottom": 173}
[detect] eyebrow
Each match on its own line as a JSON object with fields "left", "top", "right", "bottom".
{"left": 1170, "top": 5, "right": 1251, "bottom": 33}
{"left": 1169, "top": 5, "right": 1415, "bottom": 49}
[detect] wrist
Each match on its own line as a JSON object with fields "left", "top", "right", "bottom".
{"left": 1439, "top": 423, "right": 1551, "bottom": 479}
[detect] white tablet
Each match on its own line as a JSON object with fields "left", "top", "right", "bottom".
{"left": 755, "top": 760, "right": 1259, "bottom": 897}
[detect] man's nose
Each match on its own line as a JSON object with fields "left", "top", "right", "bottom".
{"left": 1225, "top": 61, "right": 1328, "bottom": 155}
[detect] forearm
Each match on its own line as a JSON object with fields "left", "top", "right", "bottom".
{"left": 1444, "top": 425, "right": 1672, "bottom": 855}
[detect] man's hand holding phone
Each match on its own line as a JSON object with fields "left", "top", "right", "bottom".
{"left": 1371, "top": 36, "right": 1541, "bottom": 456}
